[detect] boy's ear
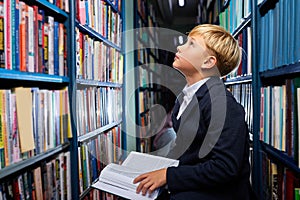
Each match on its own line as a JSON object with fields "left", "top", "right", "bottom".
{"left": 202, "top": 56, "right": 217, "bottom": 69}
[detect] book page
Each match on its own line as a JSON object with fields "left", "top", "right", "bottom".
{"left": 96, "top": 163, "right": 159, "bottom": 200}
{"left": 122, "top": 151, "right": 179, "bottom": 173}
{"left": 99, "top": 163, "right": 140, "bottom": 191}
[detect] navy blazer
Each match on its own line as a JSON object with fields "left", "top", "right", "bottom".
{"left": 166, "top": 77, "right": 253, "bottom": 200}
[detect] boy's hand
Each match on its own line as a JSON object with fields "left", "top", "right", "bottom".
{"left": 133, "top": 168, "right": 167, "bottom": 196}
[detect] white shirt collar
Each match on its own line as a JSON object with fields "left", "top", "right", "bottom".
{"left": 182, "top": 77, "right": 210, "bottom": 98}
{"left": 176, "top": 77, "right": 210, "bottom": 120}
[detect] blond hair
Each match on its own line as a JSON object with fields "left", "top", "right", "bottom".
{"left": 189, "top": 24, "right": 241, "bottom": 77}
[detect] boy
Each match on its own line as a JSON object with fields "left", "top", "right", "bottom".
{"left": 133, "top": 24, "right": 255, "bottom": 199}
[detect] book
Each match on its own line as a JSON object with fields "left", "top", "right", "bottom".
{"left": 92, "top": 151, "right": 179, "bottom": 200}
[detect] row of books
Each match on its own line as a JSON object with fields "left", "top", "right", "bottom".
{"left": 226, "top": 26, "right": 252, "bottom": 79}
{"left": 137, "top": 0, "right": 147, "bottom": 22}
{"left": 139, "top": 66, "right": 154, "bottom": 87}
{"left": 76, "top": 28, "right": 124, "bottom": 83}
{"left": 219, "top": 0, "right": 251, "bottom": 33}
{"left": 139, "top": 90, "right": 158, "bottom": 114}
{"left": 0, "top": 87, "right": 71, "bottom": 169}
{"left": 259, "top": 78, "right": 300, "bottom": 166}
{"left": 0, "top": 151, "right": 71, "bottom": 200}
{"left": 78, "top": 125, "right": 122, "bottom": 193}
{"left": 76, "top": 87, "right": 122, "bottom": 136}
{"left": 227, "top": 83, "right": 253, "bottom": 134}
{"left": 81, "top": 188, "right": 121, "bottom": 200}
{"left": 0, "top": 1, "right": 68, "bottom": 76}
{"left": 76, "top": 0, "right": 122, "bottom": 46}
{"left": 258, "top": 0, "right": 300, "bottom": 71}
{"left": 44, "top": 0, "right": 70, "bottom": 12}
{"left": 261, "top": 152, "right": 300, "bottom": 200}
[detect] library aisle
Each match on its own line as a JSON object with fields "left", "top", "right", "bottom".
{"left": 0, "top": 0, "right": 299, "bottom": 199}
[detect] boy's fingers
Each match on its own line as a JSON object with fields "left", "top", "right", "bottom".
{"left": 133, "top": 174, "right": 146, "bottom": 184}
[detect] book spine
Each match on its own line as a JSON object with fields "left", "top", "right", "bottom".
{"left": 37, "top": 9, "right": 44, "bottom": 73}
{"left": 19, "top": 2, "right": 26, "bottom": 71}
{"left": 4, "top": 0, "right": 11, "bottom": 70}
{"left": 48, "top": 16, "right": 54, "bottom": 75}
{"left": 28, "top": 5, "right": 34, "bottom": 72}
{"left": 44, "top": 16, "right": 49, "bottom": 74}
{"left": 54, "top": 21, "right": 59, "bottom": 75}
{"left": 10, "top": 0, "right": 15, "bottom": 70}
{"left": 58, "top": 23, "right": 64, "bottom": 76}
{"left": 0, "top": 1, "right": 4, "bottom": 69}
{"left": 15, "top": 0, "right": 20, "bottom": 71}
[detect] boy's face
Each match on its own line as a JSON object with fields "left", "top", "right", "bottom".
{"left": 173, "top": 35, "right": 211, "bottom": 77}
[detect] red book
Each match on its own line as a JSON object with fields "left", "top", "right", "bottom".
{"left": 19, "top": 2, "right": 26, "bottom": 71}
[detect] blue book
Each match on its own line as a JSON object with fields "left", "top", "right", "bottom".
{"left": 282, "top": 0, "right": 288, "bottom": 66}
{"left": 272, "top": 4, "right": 279, "bottom": 68}
{"left": 85, "top": 0, "right": 89, "bottom": 26}
{"left": 259, "top": 16, "right": 264, "bottom": 72}
{"left": 90, "top": 140, "right": 98, "bottom": 181}
{"left": 289, "top": 0, "right": 295, "bottom": 63}
{"left": 277, "top": 0, "right": 284, "bottom": 67}
{"left": 267, "top": 10, "right": 274, "bottom": 70}
{"left": 54, "top": 21, "right": 59, "bottom": 75}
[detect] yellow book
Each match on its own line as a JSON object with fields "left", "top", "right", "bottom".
{"left": 15, "top": 87, "right": 35, "bottom": 153}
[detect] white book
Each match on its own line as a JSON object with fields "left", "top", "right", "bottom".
{"left": 28, "top": 6, "right": 34, "bottom": 72}
{"left": 48, "top": 16, "right": 54, "bottom": 75}
{"left": 297, "top": 88, "right": 300, "bottom": 168}
{"left": 65, "top": 151, "right": 71, "bottom": 200}
{"left": 92, "top": 151, "right": 179, "bottom": 200}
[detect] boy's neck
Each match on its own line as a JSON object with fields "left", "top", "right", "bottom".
{"left": 185, "top": 69, "right": 220, "bottom": 86}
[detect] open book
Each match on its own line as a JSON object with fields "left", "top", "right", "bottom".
{"left": 92, "top": 151, "right": 179, "bottom": 200}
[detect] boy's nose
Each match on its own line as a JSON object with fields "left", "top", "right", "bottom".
{"left": 177, "top": 46, "right": 181, "bottom": 53}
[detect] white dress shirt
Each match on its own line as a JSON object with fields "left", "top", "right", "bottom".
{"left": 176, "top": 77, "right": 210, "bottom": 120}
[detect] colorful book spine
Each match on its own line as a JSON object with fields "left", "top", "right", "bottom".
{"left": 0, "top": 1, "right": 4, "bottom": 68}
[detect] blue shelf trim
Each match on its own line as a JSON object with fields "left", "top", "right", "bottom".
{"left": 36, "top": 0, "right": 68, "bottom": 18}
{"left": 0, "top": 143, "right": 69, "bottom": 180}
{"left": 105, "top": 0, "right": 119, "bottom": 13}
{"left": 0, "top": 68, "right": 69, "bottom": 83}
{"left": 261, "top": 142, "right": 300, "bottom": 174}
{"left": 224, "top": 75, "right": 252, "bottom": 85}
{"left": 260, "top": 62, "right": 300, "bottom": 78}
{"left": 76, "top": 79, "right": 123, "bottom": 88}
{"left": 76, "top": 21, "right": 122, "bottom": 52}
{"left": 232, "top": 14, "right": 252, "bottom": 38}
{"left": 78, "top": 120, "right": 122, "bottom": 143}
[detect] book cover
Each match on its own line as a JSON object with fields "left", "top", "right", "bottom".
{"left": 15, "top": 87, "right": 35, "bottom": 153}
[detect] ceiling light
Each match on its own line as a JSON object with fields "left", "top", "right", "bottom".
{"left": 178, "top": 0, "right": 185, "bottom": 7}
{"left": 178, "top": 36, "right": 184, "bottom": 44}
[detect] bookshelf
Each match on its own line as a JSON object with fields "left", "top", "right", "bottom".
{"left": 214, "top": 0, "right": 253, "bottom": 135}
{"left": 252, "top": 0, "right": 300, "bottom": 198}
{"left": 0, "top": 0, "right": 125, "bottom": 199}
{"left": 134, "top": 0, "right": 162, "bottom": 153}
{"left": 0, "top": 0, "right": 73, "bottom": 199}
{"left": 74, "top": 0, "right": 124, "bottom": 199}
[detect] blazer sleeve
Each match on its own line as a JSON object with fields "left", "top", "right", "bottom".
{"left": 166, "top": 94, "right": 250, "bottom": 192}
